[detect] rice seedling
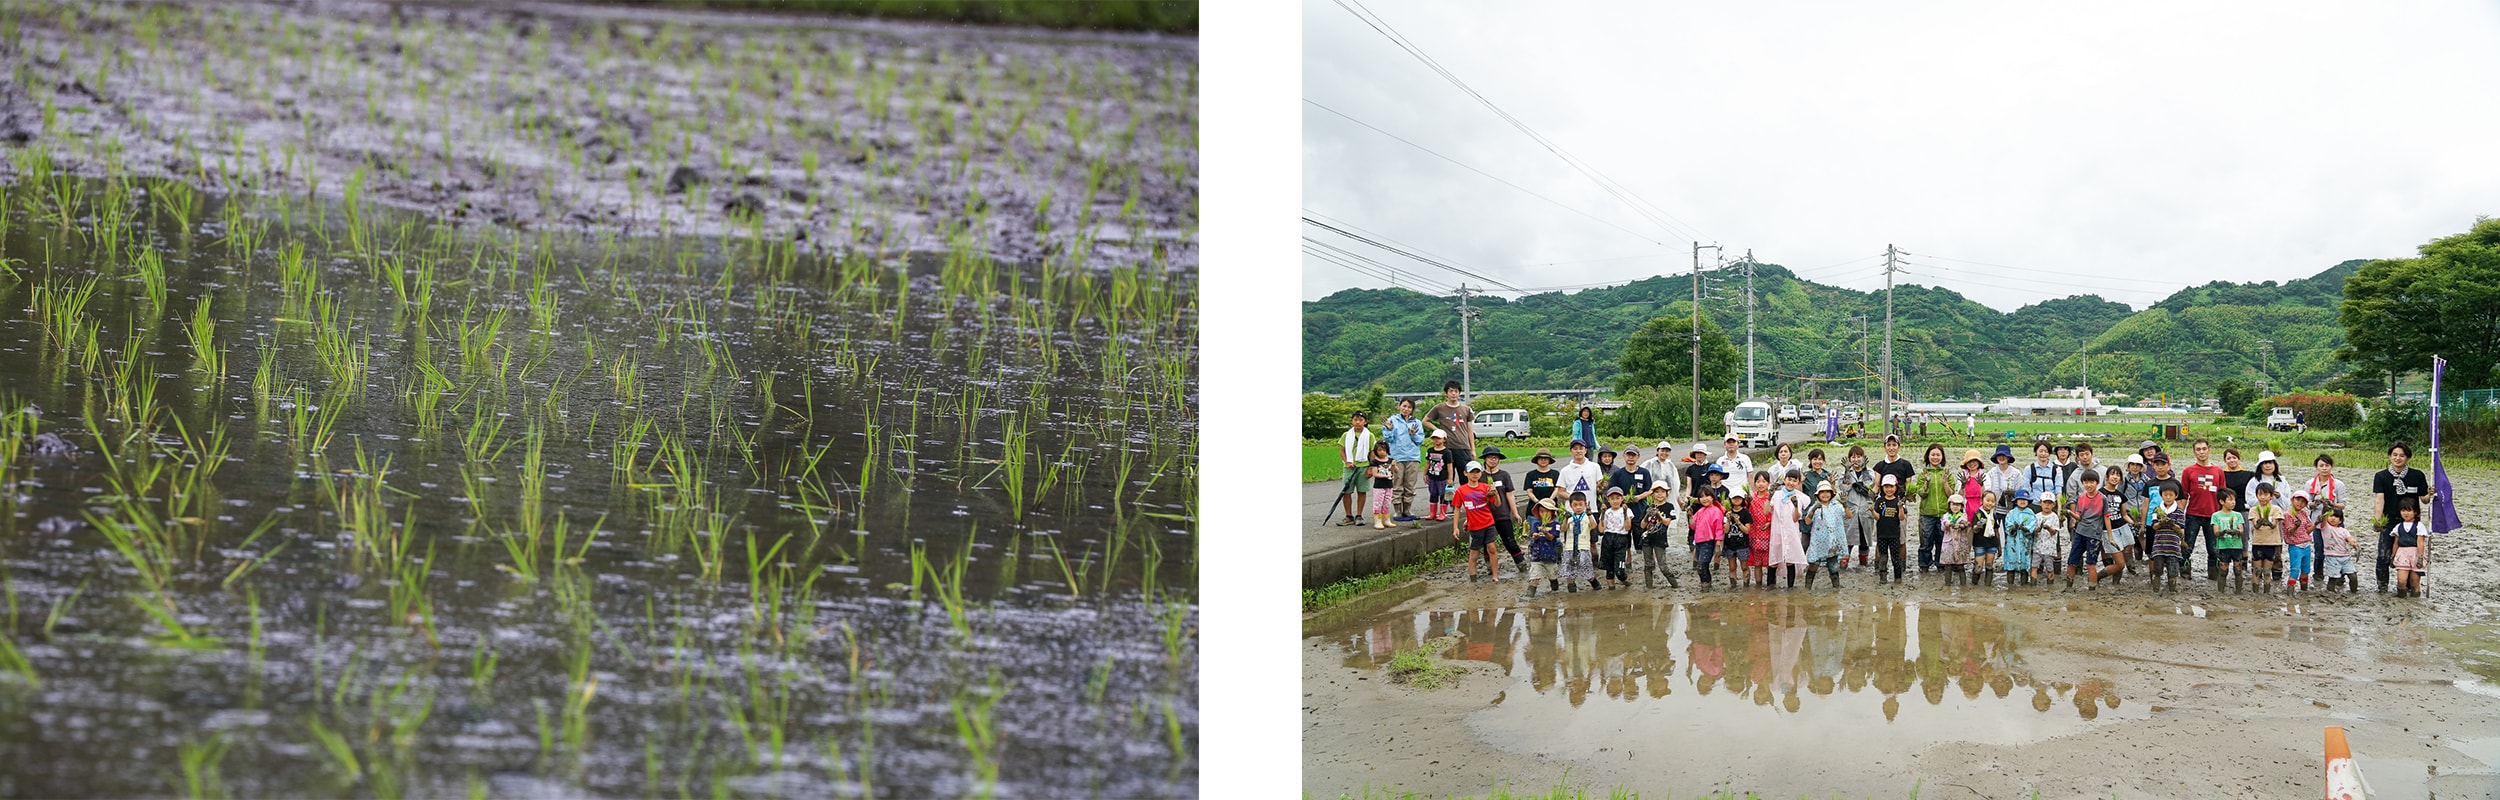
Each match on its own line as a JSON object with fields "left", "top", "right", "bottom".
{"left": 132, "top": 245, "right": 168, "bottom": 310}
{"left": 951, "top": 668, "right": 1006, "bottom": 799}
{"left": 176, "top": 732, "right": 230, "bottom": 800}
{"left": 0, "top": 626, "right": 36, "bottom": 688}
{"left": 185, "top": 295, "right": 225, "bottom": 380}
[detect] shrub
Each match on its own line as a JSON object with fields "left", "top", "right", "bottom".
{"left": 2254, "top": 392, "right": 2362, "bottom": 430}
{"left": 1304, "top": 393, "right": 1366, "bottom": 440}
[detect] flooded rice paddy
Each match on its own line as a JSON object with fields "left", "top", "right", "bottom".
{"left": 0, "top": 168, "right": 1195, "bottom": 796}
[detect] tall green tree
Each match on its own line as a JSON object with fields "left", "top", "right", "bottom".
{"left": 2339, "top": 217, "right": 2500, "bottom": 386}
{"left": 1617, "top": 309, "right": 1742, "bottom": 396}
{"left": 2215, "top": 378, "right": 2254, "bottom": 417}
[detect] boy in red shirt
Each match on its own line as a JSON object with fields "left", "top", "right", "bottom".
{"left": 1452, "top": 462, "right": 1502, "bottom": 582}
{"left": 2178, "top": 438, "right": 2226, "bottom": 582}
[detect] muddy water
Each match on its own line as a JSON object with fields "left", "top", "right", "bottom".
{"left": 1323, "top": 595, "right": 2146, "bottom": 757}
{"left": 0, "top": 176, "right": 1195, "bottom": 797}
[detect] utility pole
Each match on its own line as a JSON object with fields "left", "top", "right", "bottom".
{"left": 1743, "top": 250, "right": 1757, "bottom": 400}
{"left": 1691, "top": 241, "right": 1721, "bottom": 441}
{"left": 1882, "top": 244, "right": 1903, "bottom": 435}
{"left": 1850, "top": 314, "right": 1869, "bottom": 402}
{"left": 1456, "top": 284, "right": 1477, "bottom": 400}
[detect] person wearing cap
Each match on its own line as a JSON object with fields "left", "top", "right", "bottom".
{"left": 2002, "top": 489, "right": 2039, "bottom": 587}
{"left": 1480, "top": 447, "right": 1527, "bottom": 572}
{"left": 2119, "top": 453, "right": 2152, "bottom": 572}
{"left": 1384, "top": 398, "right": 1429, "bottom": 521}
{"left": 1523, "top": 496, "right": 1565, "bottom": 597}
{"left": 1569, "top": 405, "right": 1602, "bottom": 460}
{"left": 1638, "top": 441, "right": 1680, "bottom": 489}
{"left": 1765, "top": 469, "right": 1811, "bottom": 588}
{"left": 1556, "top": 440, "right": 1605, "bottom": 516}
{"left": 1334, "top": 410, "right": 1374, "bottom": 526}
{"left": 1873, "top": 434, "right": 1916, "bottom": 499}
{"left": 2244, "top": 450, "right": 2289, "bottom": 516}
{"left": 1839, "top": 445, "right": 1878, "bottom": 569}
{"left": 1597, "top": 486, "right": 1637, "bottom": 588}
{"left": 1687, "top": 481, "right": 1728, "bottom": 587}
{"left": 1639, "top": 483, "right": 1682, "bottom": 589}
{"left": 1716, "top": 435, "right": 1754, "bottom": 479}
{"left": 1422, "top": 429, "right": 1455, "bottom": 522}
{"left": 1451, "top": 461, "right": 1503, "bottom": 583}
{"left": 1872, "top": 472, "right": 1909, "bottom": 583}
{"left": 1608, "top": 445, "right": 1654, "bottom": 521}
{"left": 1594, "top": 447, "right": 1620, "bottom": 489}
{"left": 2179, "top": 439, "right": 2227, "bottom": 581}
{"left": 1804, "top": 482, "right": 1847, "bottom": 588}
{"left": 1938, "top": 492, "right": 1975, "bottom": 585}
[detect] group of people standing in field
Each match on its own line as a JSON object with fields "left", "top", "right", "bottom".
{"left": 1330, "top": 384, "right": 2442, "bottom": 599}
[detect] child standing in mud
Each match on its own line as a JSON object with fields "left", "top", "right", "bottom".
{"left": 1872, "top": 474, "right": 1907, "bottom": 583}
{"left": 2248, "top": 482, "right": 2284, "bottom": 593}
{"left": 1745, "top": 472, "right": 1777, "bottom": 587}
{"left": 1690, "top": 487, "right": 1727, "bottom": 587}
{"left": 2002, "top": 491, "right": 2037, "bottom": 587}
{"left": 1525, "top": 498, "right": 1563, "bottom": 597}
{"left": 1972, "top": 491, "right": 2003, "bottom": 585}
{"left": 1599, "top": 487, "right": 1635, "bottom": 589}
{"left": 2319, "top": 509, "right": 2358, "bottom": 593}
{"left": 1453, "top": 463, "right": 1501, "bottom": 582}
{"left": 1806, "top": 484, "right": 1847, "bottom": 588}
{"left": 2212, "top": 491, "right": 2247, "bottom": 592}
{"left": 1940, "top": 493, "right": 1974, "bottom": 585}
{"left": 2148, "top": 519, "right": 2187, "bottom": 592}
{"left": 1562, "top": 492, "right": 1598, "bottom": 592}
{"left": 2032, "top": 495, "right": 2064, "bottom": 588}
{"left": 2097, "top": 466, "right": 2134, "bottom": 585}
{"left": 2283, "top": 491, "right": 2317, "bottom": 592}
{"left": 2389, "top": 504, "right": 2428, "bottom": 598}
{"left": 1640, "top": 484, "right": 1681, "bottom": 589}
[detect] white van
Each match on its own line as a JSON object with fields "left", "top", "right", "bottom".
{"left": 1727, "top": 401, "right": 1779, "bottom": 448}
{"left": 1474, "top": 409, "right": 1532, "bottom": 439}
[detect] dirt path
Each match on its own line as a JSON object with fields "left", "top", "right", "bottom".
{"left": 0, "top": 0, "right": 1195, "bottom": 268}
{"left": 1306, "top": 467, "right": 2500, "bottom": 799}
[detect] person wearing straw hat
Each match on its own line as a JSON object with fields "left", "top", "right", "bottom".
{"left": 1523, "top": 496, "right": 1564, "bottom": 597}
{"left": 1522, "top": 448, "right": 1561, "bottom": 515}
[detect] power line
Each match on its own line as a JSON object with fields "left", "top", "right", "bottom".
{"left": 1915, "top": 253, "right": 2203, "bottom": 289}
{"left": 1304, "top": 99, "right": 1674, "bottom": 247}
{"left": 1329, "top": 0, "right": 1710, "bottom": 244}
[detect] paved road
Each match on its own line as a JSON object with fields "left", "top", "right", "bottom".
{"left": 1304, "top": 421, "right": 1831, "bottom": 557}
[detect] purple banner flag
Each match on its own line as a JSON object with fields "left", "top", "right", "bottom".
{"left": 2431, "top": 356, "right": 2463, "bottom": 533}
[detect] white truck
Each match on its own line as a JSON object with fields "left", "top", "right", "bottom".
{"left": 2266, "top": 407, "right": 2300, "bottom": 431}
{"left": 1779, "top": 403, "right": 1801, "bottom": 422}
{"left": 1726, "top": 401, "right": 1780, "bottom": 448}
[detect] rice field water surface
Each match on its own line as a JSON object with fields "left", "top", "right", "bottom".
{"left": 0, "top": 3, "right": 1197, "bottom": 797}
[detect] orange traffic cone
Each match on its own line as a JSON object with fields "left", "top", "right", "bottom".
{"left": 2324, "top": 726, "right": 2368, "bottom": 800}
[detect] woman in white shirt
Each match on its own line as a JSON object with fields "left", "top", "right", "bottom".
{"left": 1764, "top": 442, "right": 1806, "bottom": 486}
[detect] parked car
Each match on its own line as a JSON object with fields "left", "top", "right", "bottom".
{"left": 1839, "top": 405, "right": 1863, "bottom": 425}
{"left": 2266, "top": 407, "right": 2300, "bottom": 431}
{"left": 1779, "top": 404, "right": 1801, "bottom": 422}
{"left": 1474, "top": 408, "right": 1532, "bottom": 439}
{"left": 1727, "top": 401, "right": 1779, "bottom": 448}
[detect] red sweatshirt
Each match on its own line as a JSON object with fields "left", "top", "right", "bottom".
{"left": 2181, "top": 463, "right": 2224, "bottom": 517}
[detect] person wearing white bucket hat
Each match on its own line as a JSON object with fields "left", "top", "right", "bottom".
{"left": 2244, "top": 450, "right": 2290, "bottom": 515}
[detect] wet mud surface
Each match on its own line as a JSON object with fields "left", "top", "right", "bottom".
{"left": 0, "top": 0, "right": 1196, "bottom": 269}
{"left": 1306, "top": 466, "right": 2500, "bottom": 799}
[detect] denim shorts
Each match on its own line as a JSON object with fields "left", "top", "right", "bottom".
{"left": 1973, "top": 546, "right": 1999, "bottom": 557}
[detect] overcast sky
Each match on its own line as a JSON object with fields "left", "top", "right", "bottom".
{"left": 1301, "top": 0, "right": 2500, "bottom": 310}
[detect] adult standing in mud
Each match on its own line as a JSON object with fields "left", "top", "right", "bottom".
{"left": 1427, "top": 381, "right": 1476, "bottom": 476}
{"left": 1383, "top": 398, "right": 1428, "bottom": 521}
{"left": 1911, "top": 443, "right": 1956, "bottom": 572}
{"left": 2180, "top": 439, "right": 2225, "bottom": 581}
{"left": 2371, "top": 443, "right": 2431, "bottom": 593}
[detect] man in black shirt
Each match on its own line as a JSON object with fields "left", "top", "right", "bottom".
{"left": 1609, "top": 446, "right": 1654, "bottom": 518}
{"left": 2371, "top": 443, "right": 2431, "bottom": 592}
{"left": 1481, "top": 447, "right": 1526, "bottom": 571}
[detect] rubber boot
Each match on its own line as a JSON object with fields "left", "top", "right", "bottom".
{"left": 1804, "top": 569, "right": 1817, "bottom": 589}
{"left": 2233, "top": 570, "right": 2243, "bottom": 594}
{"left": 1590, "top": 578, "right": 1602, "bottom": 592}
{"left": 1664, "top": 569, "right": 1679, "bottom": 589}
{"left": 1830, "top": 568, "right": 1841, "bottom": 589}
{"left": 1550, "top": 578, "right": 1561, "bottom": 592}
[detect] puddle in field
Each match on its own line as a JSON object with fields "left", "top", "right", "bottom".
{"left": 0, "top": 175, "right": 1196, "bottom": 797}
{"left": 1326, "top": 595, "right": 2145, "bottom": 756}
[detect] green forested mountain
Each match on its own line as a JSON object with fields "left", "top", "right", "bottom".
{"left": 1304, "top": 260, "right": 2366, "bottom": 401}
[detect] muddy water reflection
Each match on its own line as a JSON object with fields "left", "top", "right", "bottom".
{"left": 1338, "top": 596, "right": 2140, "bottom": 729}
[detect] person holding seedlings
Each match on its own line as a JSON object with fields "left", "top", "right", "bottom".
{"left": 1452, "top": 462, "right": 1502, "bottom": 582}
{"left": 1840, "top": 446, "right": 1878, "bottom": 569}
{"left": 2210, "top": 490, "right": 2248, "bottom": 593}
{"left": 1610, "top": 445, "right": 1654, "bottom": 518}
{"left": 2180, "top": 439, "right": 2225, "bottom": 582}
{"left": 1689, "top": 482, "right": 1727, "bottom": 587}
{"left": 1873, "top": 473, "right": 1908, "bottom": 583}
{"left": 1336, "top": 409, "right": 1373, "bottom": 526}
{"left": 1366, "top": 441, "right": 1395, "bottom": 529}
{"left": 2283, "top": 490, "right": 2317, "bottom": 591}
{"left": 1940, "top": 493, "right": 1975, "bottom": 586}
{"left": 2095, "top": 467, "right": 2135, "bottom": 586}
{"left": 2031, "top": 495, "right": 2064, "bottom": 587}
{"left": 1971, "top": 491, "right": 2003, "bottom": 586}
{"left": 1959, "top": 448, "right": 1988, "bottom": 520}
{"left": 1599, "top": 487, "right": 1635, "bottom": 588}
{"left": 1481, "top": 447, "right": 1527, "bottom": 571}
{"left": 1873, "top": 433, "right": 1917, "bottom": 510}
{"left": 2246, "top": 451, "right": 2290, "bottom": 516}
{"left": 1912, "top": 444, "right": 1955, "bottom": 573}
{"left": 1681, "top": 443, "right": 1717, "bottom": 511}
{"left": 1720, "top": 471, "right": 1755, "bottom": 587}
{"left": 1806, "top": 483, "right": 1847, "bottom": 588}
{"left": 2389, "top": 504, "right": 2429, "bottom": 597}
{"left": 2065, "top": 471, "right": 2107, "bottom": 590}
{"left": 2248, "top": 481, "right": 2284, "bottom": 593}
{"left": 1523, "top": 449, "right": 1561, "bottom": 515}
{"left": 2024, "top": 441, "right": 2062, "bottom": 510}
{"left": 2147, "top": 518, "right": 2187, "bottom": 592}
{"left": 1525, "top": 497, "right": 1564, "bottom": 596}
{"left": 1640, "top": 483, "right": 1682, "bottom": 589}
{"left": 2002, "top": 490, "right": 2037, "bottom": 587}
{"left": 2371, "top": 443, "right": 2431, "bottom": 593}
{"left": 1384, "top": 398, "right": 1428, "bottom": 521}
{"left": 1422, "top": 429, "right": 1452, "bottom": 521}
{"left": 1767, "top": 470, "right": 1811, "bottom": 588}
{"left": 1744, "top": 471, "right": 1776, "bottom": 587}
{"left": 1561, "top": 492, "right": 1598, "bottom": 592}
{"left": 1801, "top": 448, "right": 1833, "bottom": 500}
{"left": 2304, "top": 454, "right": 2348, "bottom": 585}
{"left": 2318, "top": 508, "right": 2359, "bottom": 593}
{"left": 1983, "top": 444, "right": 2024, "bottom": 545}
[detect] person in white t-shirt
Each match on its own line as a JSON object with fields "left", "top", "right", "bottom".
{"left": 1716, "top": 435, "right": 1755, "bottom": 480}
